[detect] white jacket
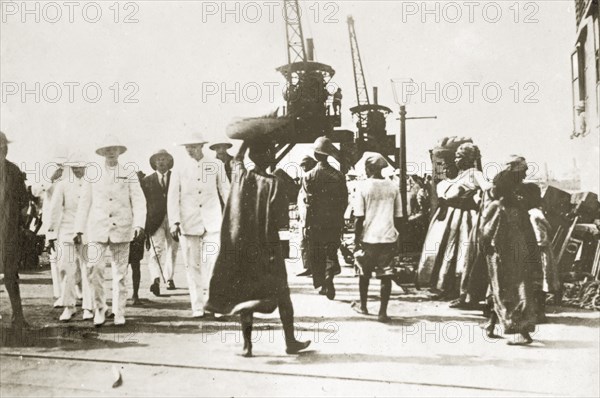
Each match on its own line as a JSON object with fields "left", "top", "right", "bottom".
{"left": 168, "top": 155, "right": 230, "bottom": 235}
{"left": 46, "top": 171, "right": 86, "bottom": 243}
{"left": 32, "top": 177, "right": 61, "bottom": 235}
{"left": 75, "top": 163, "right": 146, "bottom": 243}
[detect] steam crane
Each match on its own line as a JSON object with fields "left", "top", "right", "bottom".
{"left": 347, "top": 16, "right": 397, "bottom": 167}
{"left": 227, "top": 0, "right": 354, "bottom": 168}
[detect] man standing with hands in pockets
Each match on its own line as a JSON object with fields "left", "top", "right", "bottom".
{"left": 168, "top": 132, "right": 230, "bottom": 318}
{"left": 74, "top": 136, "right": 146, "bottom": 327}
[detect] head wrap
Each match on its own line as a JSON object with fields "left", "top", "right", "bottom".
{"left": 503, "top": 155, "right": 528, "bottom": 172}
{"left": 455, "top": 143, "right": 481, "bottom": 163}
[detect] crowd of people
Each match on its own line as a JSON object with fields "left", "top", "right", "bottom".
{"left": 1, "top": 129, "right": 557, "bottom": 355}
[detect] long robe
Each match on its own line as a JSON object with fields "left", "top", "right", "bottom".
{"left": 529, "top": 208, "right": 561, "bottom": 293}
{"left": 459, "top": 191, "right": 491, "bottom": 304}
{"left": 0, "top": 160, "right": 28, "bottom": 273}
{"left": 205, "top": 160, "right": 289, "bottom": 315}
{"left": 417, "top": 168, "right": 490, "bottom": 297}
{"left": 481, "top": 189, "right": 539, "bottom": 334}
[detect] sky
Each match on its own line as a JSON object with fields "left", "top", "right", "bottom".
{"left": 0, "top": 0, "right": 586, "bottom": 181}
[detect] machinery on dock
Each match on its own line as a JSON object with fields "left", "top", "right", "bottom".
{"left": 227, "top": 0, "right": 354, "bottom": 167}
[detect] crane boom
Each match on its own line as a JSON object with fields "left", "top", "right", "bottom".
{"left": 347, "top": 16, "right": 370, "bottom": 107}
{"left": 283, "top": 0, "right": 307, "bottom": 75}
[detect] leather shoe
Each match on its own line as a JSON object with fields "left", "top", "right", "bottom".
{"left": 167, "top": 280, "right": 176, "bottom": 290}
{"left": 192, "top": 310, "right": 205, "bottom": 318}
{"left": 150, "top": 278, "right": 160, "bottom": 296}
{"left": 326, "top": 282, "right": 336, "bottom": 300}
{"left": 296, "top": 270, "right": 312, "bottom": 277}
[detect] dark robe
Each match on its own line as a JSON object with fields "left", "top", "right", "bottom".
{"left": 481, "top": 188, "right": 540, "bottom": 334}
{"left": 1, "top": 160, "right": 28, "bottom": 274}
{"left": 205, "top": 160, "right": 289, "bottom": 315}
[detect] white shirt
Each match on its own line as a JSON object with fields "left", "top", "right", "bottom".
{"left": 354, "top": 178, "right": 403, "bottom": 244}
{"left": 157, "top": 171, "right": 168, "bottom": 189}
{"left": 168, "top": 155, "right": 230, "bottom": 235}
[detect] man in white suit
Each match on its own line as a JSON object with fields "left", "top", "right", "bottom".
{"left": 74, "top": 136, "right": 146, "bottom": 326}
{"left": 46, "top": 152, "right": 93, "bottom": 322}
{"left": 32, "top": 157, "right": 65, "bottom": 305}
{"left": 168, "top": 133, "right": 230, "bottom": 317}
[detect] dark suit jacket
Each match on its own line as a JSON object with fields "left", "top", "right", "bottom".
{"left": 1, "top": 160, "right": 28, "bottom": 271}
{"left": 302, "top": 161, "right": 348, "bottom": 236}
{"left": 141, "top": 171, "right": 171, "bottom": 237}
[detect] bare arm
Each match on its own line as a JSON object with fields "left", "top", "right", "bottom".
{"left": 354, "top": 216, "right": 364, "bottom": 247}
{"left": 235, "top": 141, "right": 249, "bottom": 161}
{"left": 216, "top": 159, "right": 230, "bottom": 203}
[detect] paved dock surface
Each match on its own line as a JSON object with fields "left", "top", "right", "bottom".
{"left": 1, "top": 259, "right": 599, "bottom": 397}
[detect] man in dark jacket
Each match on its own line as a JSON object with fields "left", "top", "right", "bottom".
{"left": 0, "top": 131, "right": 29, "bottom": 328}
{"left": 142, "top": 149, "right": 179, "bottom": 296}
{"left": 303, "top": 136, "right": 348, "bottom": 300}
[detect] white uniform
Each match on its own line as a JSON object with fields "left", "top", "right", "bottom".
{"left": 75, "top": 163, "right": 146, "bottom": 319}
{"left": 46, "top": 170, "right": 92, "bottom": 311}
{"left": 167, "top": 155, "right": 229, "bottom": 315}
{"left": 32, "top": 178, "right": 62, "bottom": 300}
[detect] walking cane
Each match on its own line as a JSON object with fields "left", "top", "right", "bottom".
{"left": 149, "top": 236, "right": 167, "bottom": 284}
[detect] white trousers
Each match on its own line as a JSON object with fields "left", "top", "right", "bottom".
{"left": 147, "top": 218, "right": 179, "bottom": 281}
{"left": 49, "top": 249, "right": 61, "bottom": 299}
{"left": 179, "top": 232, "right": 220, "bottom": 314}
{"left": 85, "top": 242, "right": 130, "bottom": 317}
{"left": 56, "top": 242, "right": 92, "bottom": 310}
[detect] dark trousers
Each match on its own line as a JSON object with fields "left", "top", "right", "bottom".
{"left": 308, "top": 238, "right": 341, "bottom": 289}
